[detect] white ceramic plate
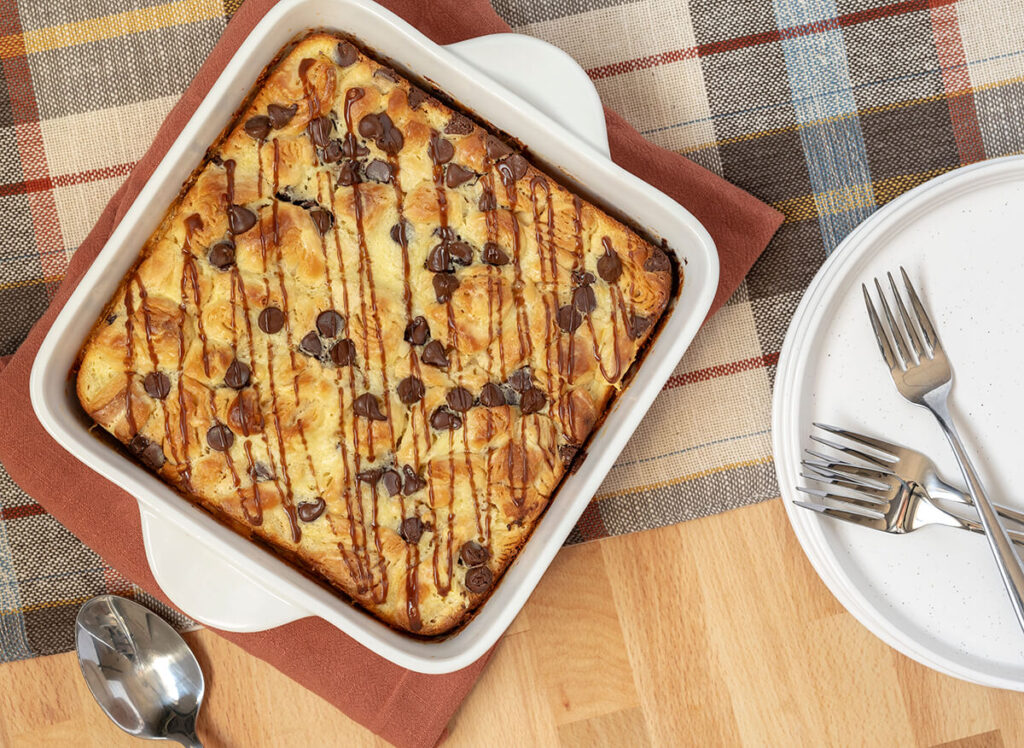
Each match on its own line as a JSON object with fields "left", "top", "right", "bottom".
{"left": 29, "top": 0, "right": 718, "bottom": 674}
{"left": 774, "top": 155, "right": 1024, "bottom": 689}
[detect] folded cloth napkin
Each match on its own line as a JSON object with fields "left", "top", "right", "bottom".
{"left": 0, "top": 0, "right": 782, "bottom": 745}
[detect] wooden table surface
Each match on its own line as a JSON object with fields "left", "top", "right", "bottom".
{"left": 1, "top": 498, "right": 1021, "bottom": 747}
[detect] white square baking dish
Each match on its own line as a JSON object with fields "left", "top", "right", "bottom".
{"left": 30, "top": 0, "right": 718, "bottom": 674}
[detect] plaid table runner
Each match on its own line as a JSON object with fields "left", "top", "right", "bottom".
{"left": 2, "top": 0, "right": 1023, "bottom": 662}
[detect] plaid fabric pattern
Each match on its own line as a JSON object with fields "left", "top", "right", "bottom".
{"left": 2, "top": 0, "right": 1023, "bottom": 660}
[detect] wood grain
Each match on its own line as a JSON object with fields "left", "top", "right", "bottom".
{"left": 3, "top": 499, "right": 1024, "bottom": 747}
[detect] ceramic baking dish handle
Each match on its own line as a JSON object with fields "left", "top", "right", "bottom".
{"left": 140, "top": 507, "right": 306, "bottom": 632}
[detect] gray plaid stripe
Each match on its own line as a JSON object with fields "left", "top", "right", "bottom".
{"left": 493, "top": 0, "right": 642, "bottom": 27}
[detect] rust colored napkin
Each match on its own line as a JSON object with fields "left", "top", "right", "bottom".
{"left": 0, "top": 0, "right": 782, "bottom": 745}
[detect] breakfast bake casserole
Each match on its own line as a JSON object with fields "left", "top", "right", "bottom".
{"left": 75, "top": 30, "right": 675, "bottom": 635}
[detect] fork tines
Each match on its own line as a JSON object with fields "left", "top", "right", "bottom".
{"left": 862, "top": 266, "right": 941, "bottom": 371}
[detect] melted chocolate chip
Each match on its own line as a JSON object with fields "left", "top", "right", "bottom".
{"left": 309, "top": 208, "right": 334, "bottom": 235}
{"left": 430, "top": 407, "right": 462, "bottom": 431}
{"left": 460, "top": 541, "right": 489, "bottom": 566}
{"left": 337, "top": 161, "right": 360, "bottom": 187}
{"left": 258, "top": 306, "right": 285, "bottom": 334}
{"left": 557, "top": 304, "right": 583, "bottom": 333}
{"left": 400, "top": 516, "right": 423, "bottom": 543}
{"left": 507, "top": 367, "right": 532, "bottom": 393}
{"left": 519, "top": 387, "right": 546, "bottom": 415}
{"left": 341, "top": 133, "right": 369, "bottom": 158}
{"left": 129, "top": 435, "right": 166, "bottom": 470}
{"left": 407, "top": 87, "right": 428, "bottom": 109}
{"left": 559, "top": 444, "right": 579, "bottom": 467}
{"left": 244, "top": 115, "right": 271, "bottom": 140}
{"left": 359, "top": 112, "right": 404, "bottom": 154}
{"left": 397, "top": 376, "right": 425, "bottom": 404}
{"left": 573, "top": 270, "right": 596, "bottom": 287}
{"left": 297, "top": 497, "right": 325, "bottom": 522}
{"left": 228, "top": 389, "right": 263, "bottom": 435}
{"left": 299, "top": 331, "right": 323, "bottom": 357}
{"left": 445, "top": 164, "right": 474, "bottom": 188}
{"left": 402, "top": 465, "right": 427, "bottom": 495}
{"left": 404, "top": 316, "right": 430, "bottom": 345}
{"left": 428, "top": 133, "right": 454, "bottom": 164}
{"left": 435, "top": 226, "right": 456, "bottom": 242}
{"left": 206, "top": 423, "right": 234, "bottom": 452}
{"left": 478, "top": 190, "right": 497, "bottom": 211}
{"left": 481, "top": 242, "right": 509, "bottom": 266}
{"left": 330, "top": 339, "right": 356, "bottom": 366}
{"left": 446, "top": 387, "right": 473, "bottom": 412}
{"left": 336, "top": 40, "right": 358, "bottom": 66}
{"left": 381, "top": 469, "right": 401, "bottom": 497}
{"left": 421, "top": 340, "right": 449, "bottom": 368}
{"left": 354, "top": 393, "right": 387, "bottom": 421}
{"left": 267, "top": 103, "right": 297, "bottom": 129}
{"left": 357, "top": 468, "right": 382, "bottom": 483}
{"left": 358, "top": 113, "right": 382, "bottom": 140}
{"left": 143, "top": 372, "right": 171, "bottom": 399}
{"left": 208, "top": 241, "right": 235, "bottom": 270}
{"left": 228, "top": 205, "right": 257, "bottom": 235}
{"left": 465, "top": 565, "right": 493, "bottom": 593}
{"left": 316, "top": 309, "right": 344, "bottom": 337}
{"left": 249, "top": 461, "right": 274, "bottom": 482}
{"left": 390, "top": 222, "right": 408, "bottom": 246}
{"left": 479, "top": 382, "right": 505, "bottom": 408}
{"left": 484, "top": 135, "right": 513, "bottom": 160}
{"left": 449, "top": 241, "right": 473, "bottom": 266}
{"left": 573, "top": 285, "right": 597, "bottom": 315}
{"left": 499, "top": 153, "right": 529, "bottom": 181}
{"left": 644, "top": 248, "right": 671, "bottom": 272}
{"left": 307, "top": 115, "right": 333, "bottom": 148}
{"left": 106, "top": 314, "right": 117, "bottom": 325}
{"left": 224, "top": 359, "right": 251, "bottom": 389}
{"left": 628, "top": 315, "right": 652, "bottom": 340}
{"left": 433, "top": 273, "right": 459, "bottom": 303}
{"left": 364, "top": 159, "right": 393, "bottom": 183}
{"left": 426, "top": 244, "right": 451, "bottom": 273}
{"left": 378, "top": 125, "right": 404, "bottom": 155}
{"left": 321, "top": 141, "right": 343, "bottom": 163}
{"left": 598, "top": 242, "right": 622, "bottom": 283}
{"left": 445, "top": 114, "right": 473, "bottom": 135}
{"left": 373, "top": 67, "right": 399, "bottom": 82}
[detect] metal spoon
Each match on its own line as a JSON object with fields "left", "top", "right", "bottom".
{"left": 75, "top": 595, "right": 204, "bottom": 747}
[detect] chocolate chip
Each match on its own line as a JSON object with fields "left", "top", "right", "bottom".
{"left": 358, "top": 113, "right": 383, "bottom": 140}
{"left": 445, "top": 114, "right": 473, "bottom": 135}
{"left": 357, "top": 468, "right": 382, "bottom": 483}
{"left": 364, "top": 159, "right": 392, "bottom": 183}
{"left": 559, "top": 444, "right": 579, "bottom": 467}
{"left": 321, "top": 141, "right": 343, "bottom": 163}
{"left": 598, "top": 242, "right": 622, "bottom": 283}
{"left": 228, "top": 205, "right": 257, "bottom": 235}
{"left": 374, "top": 67, "right": 399, "bottom": 82}
{"left": 354, "top": 393, "right": 387, "bottom": 421}
{"left": 400, "top": 516, "right": 423, "bottom": 543}
{"left": 244, "top": 115, "right": 271, "bottom": 140}
{"left": 481, "top": 242, "right": 509, "bottom": 266}
{"left": 449, "top": 241, "right": 473, "bottom": 266}
{"left": 378, "top": 124, "right": 404, "bottom": 155}
{"left": 310, "top": 208, "right": 334, "bottom": 235}
{"left": 421, "top": 340, "right": 448, "bottom": 368}
{"left": 299, "top": 331, "right": 322, "bottom": 357}
{"left": 307, "top": 116, "right": 333, "bottom": 148}
{"left": 519, "top": 387, "right": 546, "bottom": 415}
{"left": 628, "top": 315, "right": 652, "bottom": 340}
{"left": 557, "top": 304, "right": 583, "bottom": 333}
{"left": 428, "top": 133, "right": 454, "bottom": 164}
{"left": 208, "top": 240, "right": 235, "bottom": 270}
{"left": 433, "top": 273, "right": 459, "bottom": 303}
{"left": 499, "top": 153, "right": 529, "bottom": 181}
{"left": 316, "top": 309, "right": 344, "bottom": 337}
{"left": 478, "top": 190, "right": 497, "bottom": 211}
{"left": 267, "top": 103, "right": 297, "bottom": 129}
{"left": 435, "top": 226, "right": 456, "bottom": 242}
{"left": 297, "top": 497, "right": 325, "bottom": 522}
{"left": 465, "top": 565, "right": 493, "bottom": 593}
{"left": 445, "top": 164, "right": 474, "bottom": 188}
{"left": 573, "top": 285, "right": 596, "bottom": 315}
{"left": 402, "top": 465, "right": 426, "bottom": 495}
{"left": 129, "top": 434, "right": 166, "bottom": 470}
{"left": 336, "top": 41, "right": 358, "bottom": 66}
{"left": 430, "top": 407, "right": 462, "bottom": 430}
{"left": 407, "top": 87, "right": 428, "bottom": 109}
{"left": 330, "top": 339, "right": 356, "bottom": 366}
{"left": 460, "top": 541, "right": 489, "bottom": 566}
{"left": 228, "top": 389, "right": 263, "bottom": 435}
{"left": 404, "top": 316, "right": 430, "bottom": 345}
{"left": 106, "top": 314, "right": 117, "bottom": 325}
{"left": 337, "top": 161, "right": 360, "bottom": 187}
{"left": 249, "top": 461, "right": 274, "bottom": 481}
{"left": 143, "top": 372, "right": 171, "bottom": 399}
{"left": 397, "top": 376, "right": 424, "bottom": 404}
{"left": 426, "top": 244, "right": 451, "bottom": 273}
{"left": 341, "top": 133, "right": 369, "bottom": 158}
{"left": 206, "top": 423, "right": 234, "bottom": 452}
{"left": 573, "top": 270, "right": 596, "bottom": 287}
{"left": 644, "top": 248, "right": 671, "bottom": 272}
{"left": 479, "top": 382, "right": 505, "bottom": 407}
{"left": 507, "top": 367, "right": 532, "bottom": 392}
{"left": 446, "top": 387, "right": 473, "bottom": 412}
{"left": 484, "top": 135, "right": 513, "bottom": 160}
{"left": 224, "top": 359, "right": 251, "bottom": 389}
{"left": 258, "top": 306, "right": 284, "bottom": 334}
{"left": 390, "top": 222, "right": 408, "bottom": 246}
{"left": 381, "top": 469, "right": 401, "bottom": 497}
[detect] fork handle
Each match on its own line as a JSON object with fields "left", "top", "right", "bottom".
{"left": 926, "top": 394, "right": 1024, "bottom": 633}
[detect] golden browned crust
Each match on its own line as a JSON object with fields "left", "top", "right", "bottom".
{"left": 75, "top": 31, "right": 675, "bottom": 635}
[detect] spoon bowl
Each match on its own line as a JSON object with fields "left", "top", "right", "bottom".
{"left": 75, "top": 595, "right": 204, "bottom": 747}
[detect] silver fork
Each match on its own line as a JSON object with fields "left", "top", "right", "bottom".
{"left": 804, "top": 423, "right": 1024, "bottom": 526}
{"left": 864, "top": 268, "right": 1024, "bottom": 632}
